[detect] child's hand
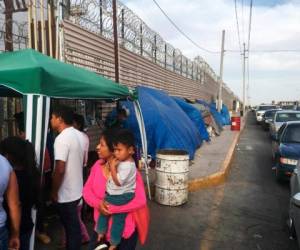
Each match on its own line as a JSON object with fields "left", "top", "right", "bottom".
{"left": 109, "top": 157, "right": 119, "bottom": 170}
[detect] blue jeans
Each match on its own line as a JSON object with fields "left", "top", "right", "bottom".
{"left": 97, "top": 193, "right": 134, "bottom": 246}
{"left": 57, "top": 199, "right": 81, "bottom": 250}
{"left": 0, "top": 226, "right": 8, "bottom": 250}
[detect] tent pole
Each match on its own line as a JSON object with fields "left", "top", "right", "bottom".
{"left": 134, "top": 101, "right": 151, "bottom": 200}
{"left": 24, "top": 95, "right": 51, "bottom": 250}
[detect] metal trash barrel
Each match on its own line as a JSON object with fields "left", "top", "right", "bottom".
{"left": 155, "top": 149, "right": 189, "bottom": 206}
{"left": 231, "top": 116, "right": 241, "bottom": 131}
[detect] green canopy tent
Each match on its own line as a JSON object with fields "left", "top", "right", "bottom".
{"left": 0, "top": 49, "right": 150, "bottom": 248}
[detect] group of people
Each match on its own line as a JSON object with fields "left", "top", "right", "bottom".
{"left": 0, "top": 105, "right": 149, "bottom": 250}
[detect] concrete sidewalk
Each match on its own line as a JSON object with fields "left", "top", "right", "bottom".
{"left": 145, "top": 117, "right": 245, "bottom": 194}
{"left": 188, "top": 118, "right": 245, "bottom": 191}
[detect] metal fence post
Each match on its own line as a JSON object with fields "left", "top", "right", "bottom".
{"left": 180, "top": 55, "right": 183, "bottom": 75}
{"left": 173, "top": 50, "right": 175, "bottom": 72}
{"left": 153, "top": 34, "right": 157, "bottom": 63}
{"left": 99, "top": 0, "right": 103, "bottom": 34}
{"left": 191, "top": 63, "right": 194, "bottom": 80}
{"left": 164, "top": 43, "right": 167, "bottom": 68}
{"left": 140, "top": 23, "right": 143, "bottom": 56}
{"left": 186, "top": 59, "right": 188, "bottom": 77}
{"left": 121, "top": 8, "right": 125, "bottom": 42}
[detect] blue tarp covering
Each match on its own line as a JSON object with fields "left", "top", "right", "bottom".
{"left": 221, "top": 104, "right": 231, "bottom": 125}
{"left": 196, "top": 100, "right": 224, "bottom": 129}
{"left": 120, "top": 86, "right": 202, "bottom": 159}
{"left": 172, "top": 97, "right": 210, "bottom": 141}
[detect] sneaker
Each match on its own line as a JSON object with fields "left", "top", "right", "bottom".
{"left": 94, "top": 243, "right": 108, "bottom": 250}
{"left": 36, "top": 232, "right": 51, "bottom": 244}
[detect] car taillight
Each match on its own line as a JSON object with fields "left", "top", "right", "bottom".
{"left": 280, "top": 157, "right": 298, "bottom": 166}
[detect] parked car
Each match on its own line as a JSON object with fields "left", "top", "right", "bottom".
{"left": 281, "top": 105, "right": 296, "bottom": 110}
{"left": 289, "top": 162, "right": 300, "bottom": 246}
{"left": 270, "top": 110, "right": 300, "bottom": 138}
{"left": 261, "top": 109, "right": 281, "bottom": 130}
{"left": 272, "top": 121, "right": 300, "bottom": 181}
{"left": 255, "top": 104, "right": 277, "bottom": 123}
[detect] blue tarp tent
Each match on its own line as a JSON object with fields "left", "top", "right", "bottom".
{"left": 221, "top": 104, "right": 231, "bottom": 125}
{"left": 120, "top": 86, "right": 202, "bottom": 159}
{"left": 172, "top": 97, "right": 210, "bottom": 141}
{"left": 197, "top": 100, "right": 224, "bottom": 129}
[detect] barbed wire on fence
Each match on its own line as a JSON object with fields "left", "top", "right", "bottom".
{"left": 67, "top": 0, "right": 219, "bottom": 83}
{"left": 0, "top": 0, "right": 226, "bottom": 90}
{"left": 0, "top": 1, "right": 28, "bottom": 51}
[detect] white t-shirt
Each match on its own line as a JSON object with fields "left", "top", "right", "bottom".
{"left": 76, "top": 131, "right": 89, "bottom": 167}
{"left": 54, "top": 127, "right": 84, "bottom": 203}
{"left": 107, "top": 161, "right": 136, "bottom": 195}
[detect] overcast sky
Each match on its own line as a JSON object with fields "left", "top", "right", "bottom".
{"left": 122, "top": 0, "right": 300, "bottom": 105}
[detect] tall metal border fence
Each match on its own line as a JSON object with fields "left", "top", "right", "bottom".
{"left": 65, "top": 0, "right": 237, "bottom": 106}
{"left": 0, "top": 0, "right": 239, "bottom": 138}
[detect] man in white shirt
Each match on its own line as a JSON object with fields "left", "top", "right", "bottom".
{"left": 50, "top": 105, "right": 84, "bottom": 250}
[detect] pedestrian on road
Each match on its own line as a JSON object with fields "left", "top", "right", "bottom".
{"left": 83, "top": 129, "right": 149, "bottom": 250}
{"left": 0, "top": 137, "right": 40, "bottom": 250}
{"left": 50, "top": 105, "right": 84, "bottom": 250}
{"left": 0, "top": 154, "right": 20, "bottom": 250}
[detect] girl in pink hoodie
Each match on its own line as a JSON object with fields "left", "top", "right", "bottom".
{"left": 83, "top": 130, "right": 149, "bottom": 250}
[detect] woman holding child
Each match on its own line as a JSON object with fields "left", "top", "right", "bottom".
{"left": 83, "top": 129, "right": 149, "bottom": 250}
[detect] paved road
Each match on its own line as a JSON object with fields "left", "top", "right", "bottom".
{"left": 138, "top": 113, "right": 298, "bottom": 250}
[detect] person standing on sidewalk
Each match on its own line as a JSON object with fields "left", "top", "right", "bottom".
{"left": 0, "top": 137, "right": 40, "bottom": 250}
{"left": 83, "top": 130, "right": 149, "bottom": 250}
{"left": 50, "top": 106, "right": 84, "bottom": 250}
{"left": 72, "top": 113, "right": 90, "bottom": 244}
{"left": 0, "top": 154, "right": 20, "bottom": 250}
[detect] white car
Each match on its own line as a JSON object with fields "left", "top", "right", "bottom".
{"left": 256, "top": 104, "right": 277, "bottom": 123}
{"left": 270, "top": 110, "right": 300, "bottom": 138}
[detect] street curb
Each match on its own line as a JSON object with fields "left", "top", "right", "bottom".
{"left": 188, "top": 116, "right": 247, "bottom": 192}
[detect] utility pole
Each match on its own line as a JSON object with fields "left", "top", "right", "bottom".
{"left": 217, "top": 30, "right": 225, "bottom": 112}
{"left": 112, "top": 0, "right": 120, "bottom": 83}
{"left": 242, "top": 42, "right": 246, "bottom": 116}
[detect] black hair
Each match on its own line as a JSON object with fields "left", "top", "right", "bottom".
{"left": 14, "top": 112, "right": 25, "bottom": 133}
{"left": 0, "top": 137, "right": 40, "bottom": 205}
{"left": 101, "top": 129, "right": 116, "bottom": 152}
{"left": 73, "top": 113, "right": 85, "bottom": 131}
{"left": 113, "top": 129, "right": 135, "bottom": 148}
{"left": 52, "top": 105, "right": 74, "bottom": 125}
{"left": 117, "top": 108, "right": 127, "bottom": 117}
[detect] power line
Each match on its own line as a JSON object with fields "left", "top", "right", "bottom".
{"left": 247, "top": 0, "right": 253, "bottom": 52}
{"left": 241, "top": 0, "right": 245, "bottom": 45}
{"left": 227, "top": 49, "right": 300, "bottom": 53}
{"left": 151, "top": 0, "right": 219, "bottom": 54}
{"left": 234, "top": 0, "right": 242, "bottom": 53}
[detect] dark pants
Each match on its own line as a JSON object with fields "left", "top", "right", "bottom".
{"left": 88, "top": 230, "right": 138, "bottom": 250}
{"left": 0, "top": 226, "right": 8, "bottom": 250}
{"left": 57, "top": 199, "right": 81, "bottom": 250}
{"left": 97, "top": 193, "right": 134, "bottom": 246}
{"left": 37, "top": 172, "right": 52, "bottom": 233}
{"left": 20, "top": 229, "right": 33, "bottom": 250}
